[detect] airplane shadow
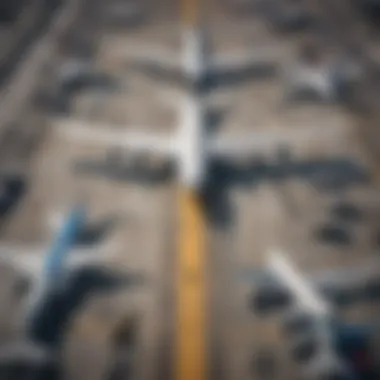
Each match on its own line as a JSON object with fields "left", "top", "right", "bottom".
{"left": 206, "top": 63, "right": 279, "bottom": 91}
{"left": 330, "top": 201, "right": 364, "bottom": 224}
{"left": 313, "top": 223, "right": 353, "bottom": 247}
{"left": 206, "top": 107, "right": 230, "bottom": 135}
{"left": 72, "top": 155, "right": 175, "bottom": 186}
{"left": 0, "top": 267, "right": 143, "bottom": 380}
{"left": 129, "top": 59, "right": 279, "bottom": 94}
{"left": 202, "top": 156, "right": 370, "bottom": 229}
{"left": 74, "top": 214, "right": 122, "bottom": 247}
{"left": 45, "top": 71, "right": 122, "bottom": 115}
{"left": 29, "top": 266, "right": 143, "bottom": 348}
{"left": 0, "top": 175, "right": 27, "bottom": 228}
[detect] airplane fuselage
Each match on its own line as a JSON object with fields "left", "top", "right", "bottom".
{"left": 176, "top": 91, "right": 208, "bottom": 190}
{"left": 181, "top": 27, "right": 210, "bottom": 87}
{"left": 24, "top": 204, "right": 87, "bottom": 331}
{"left": 173, "top": 27, "right": 213, "bottom": 189}
{"left": 42, "top": 203, "right": 86, "bottom": 281}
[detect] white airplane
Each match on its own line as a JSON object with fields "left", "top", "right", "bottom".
{"left": 0, "top": 205, "right": 116, "bottom": 285}
{"left": 0, "top": 204, "right": 121, "bottom": 364}
{"left": 247, "top": 254, "right": 380, "bottom": 309}
{"left": 266, "top": 248, "right": 354, "bottom": 378}
{"left": 283, "top": 62, "right": 336, "bottom": 102}
{"left": 117, "top": 24, "right": 279, "bottom": 88}
{"left": 59, "top": 87, "right": 346, "bottom": 191}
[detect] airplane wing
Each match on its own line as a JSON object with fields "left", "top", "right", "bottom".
{"left": 0, "top": 245, "right": 113, "bottom": 279}
{"left": 242, "top": 257, "right": 380, "bottom": 309}
{"left": 267, "top": 248, "right": 331, "bottom": 316}
{"left": 0, "top": 247, "right": 43, "bottom": 277}
{"left": 57, "top": 118, "right": 175, "bottom": 156}
{"left": 242, "top": 258, "right": 380, "bottom": 289}
{"left": 208, "top": 48, "right": 279, "bottom": 80}
{"left": 72, "top": 156, "right": 175, "bottom": 184}
{"left": 266, "top": 250, "right": 344, "bottom": 373}
{"left": 208, "top": 124, "right": 346, "bottom": 159}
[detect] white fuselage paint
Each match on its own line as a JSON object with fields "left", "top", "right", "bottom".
{"left": 175, "top": 91, "right": 208, "bottom": 190}
{"left": 168, "top": 26, "right": 210, "bottom": 190}
{"left": 181, "top": 27, "right": 209, "bottom": 84}
{"left": 268, "top": 249, "right": 349, "bottom": 376}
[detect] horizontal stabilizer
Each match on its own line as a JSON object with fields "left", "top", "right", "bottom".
{"left": 0, "top": 244, "right": 117, "bottom": 278}
{"left": 209, "top": 48, "right": 279, "bottom": 79}
{"left": 57, "top": 118, "right": 175, "bottom": 155}
{"left": 73, "top": 157, "right": 174, "bottom": 183}
{"left": 209, "top": 124, "right": 347, "bottom": 159}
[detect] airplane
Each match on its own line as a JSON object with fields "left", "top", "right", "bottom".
{"left": 283, "top": 60, "right": 336, "bottom": 103}
{"left": 47, "top": 206, "right": 122, "bottom": 247}
{"left": 0, "top": 203, "right": 126, "bottom": 367}
{"left": 247, "top": 254, "right": 380, "bottom": 313}
{"left": 247, "top": 248, "right": 380, "bottom": 379}
{"left": 58, "top": 86, "right": 347, "bottom": 192}
{"left": 282, "top": 41, "right": 365, "bottom": 105}
{"left": 115, "top": 22, "right": 280, "bottom": 90}
{"left": 48, "top": 58, "right": 122, "bottom": 113}
{"left": 255, "top": 249, "right": 348, "bottom": 378}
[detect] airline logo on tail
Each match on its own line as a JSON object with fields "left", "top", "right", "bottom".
{"left": 42, "top": 203, "right": 86, "bottom": 282}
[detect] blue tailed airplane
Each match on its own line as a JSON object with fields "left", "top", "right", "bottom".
{"left": 0, "top": 203, "right": 122, "bottom": 369}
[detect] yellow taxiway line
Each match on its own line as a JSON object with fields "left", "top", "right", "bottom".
{"left": 176, "top": 188, "right": 207, "bottom": 380}
{"left": 181, "top": 0, "right": 200, "bottom": 27}
{"left": 176, "top": 0, "right": 205, "bottom": 378}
